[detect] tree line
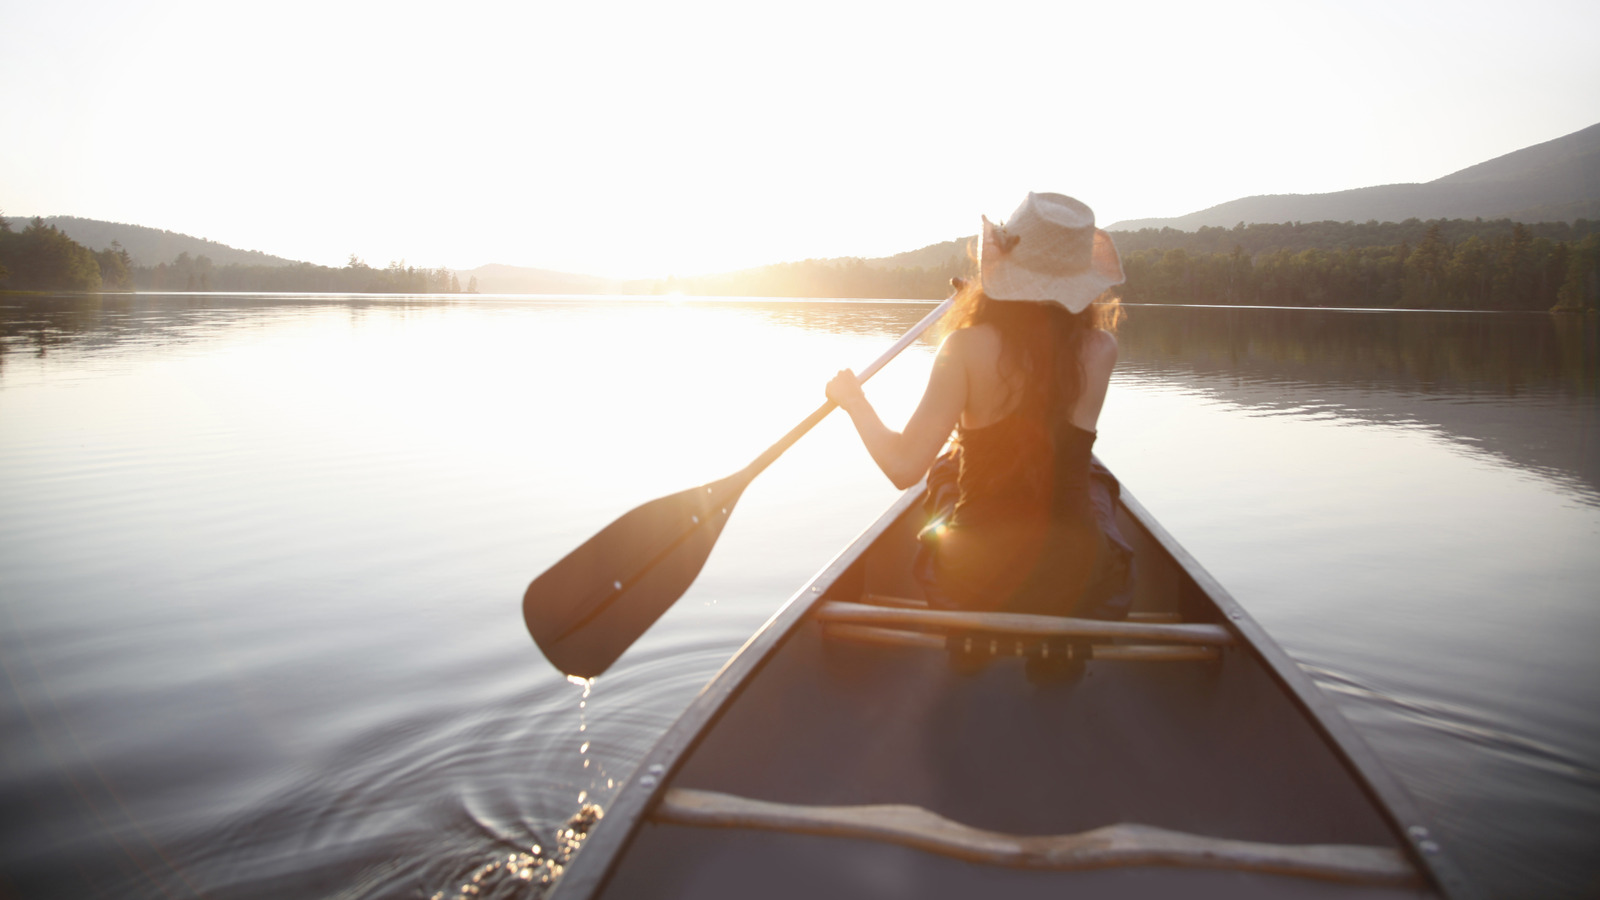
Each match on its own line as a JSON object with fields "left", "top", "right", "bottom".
{"left": 4, "top": 206, "right": 1597, "bottom": 311}
{"left": 1116, "top": 222, "right": 1599, "bottom": 311}
{"left": 658, "top": 218, "right": 1600, "bottom": 311}
{"left": 1110, "top": 217, "right": 1600, "bottom": 257}
{"left": 135, "top": 253, "right": 469, "bottom": 294}
{"left": 0, "top": 216, "right": 132, "bottom": 291}
{"left": 0, "top": 214, "right": 470, "bottom": 295}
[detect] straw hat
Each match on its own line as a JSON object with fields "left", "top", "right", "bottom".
{"left": 980, "top": 192, "right": 1124, "bottom": 313}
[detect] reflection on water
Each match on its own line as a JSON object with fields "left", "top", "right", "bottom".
{"left": 1116, "top": 305, "right": 1599, "bottom": 498}
{"left": 1104, "top": 305, "right": 1600, "bottom": 900}
{"left": 0, "top": 293, "right": 1596, "bottom": 899}
{"left": 6, "top": 297, "right": 1591, "bottom": 492}
{"left": 427, "top": 803, "right": 601, "bottom": 900}
{"left": 1119, "top": 303, "right": 1597, "bottom": 396}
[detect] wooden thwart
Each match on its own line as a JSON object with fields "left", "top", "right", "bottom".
{"left": 860, "top": 593, "right": 930, "bottom": 609}
{"left": 816, "top": 600, "right": 1234, "bottom": 646}
{"left": 860, "top": 593, "right": 1184, "bottom": 624}
{"left": 824, "top": 623, "right": 1221, "bottom": 662}
{"left": 654, "top": 788, "right": 1419, "bottom": 887}
{"left": 1127, "top": 610, "right": 1184, "bottom": 625}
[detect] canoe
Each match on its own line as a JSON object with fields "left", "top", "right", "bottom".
{"left": 548, "top": 476, "right": 1475, "bottom": 899}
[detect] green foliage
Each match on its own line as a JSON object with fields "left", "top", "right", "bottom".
{"left": 10, "top": 207, "right": 1594, "bottom": 309}
{"left": 0, "top": 218, "right": 103, "bottom": 291}
{"left": 643, "top": 216, "right": 1600, "bottom": 310}
{"left": 1111, "top": 217, "right": 1600, "bottom": 257}
{"left": 1113, "top": 218, "right": 1600, "bottom": 311}
{"left": 93, "top": 242, "right": 133, "bottom": 290}
{"left": 132, "top": 255, "right": 462, "bottom": 293}
{"left": 1553, "top": 234, "right": 1600, "bottom": 311}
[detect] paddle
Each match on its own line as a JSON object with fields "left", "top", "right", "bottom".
{"left": 524, "top": 289, "right": 961, "bottom": 678}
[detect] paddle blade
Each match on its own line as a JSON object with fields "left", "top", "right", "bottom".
{"left": 523, "top": 473, "right": 749, "bottom": 678}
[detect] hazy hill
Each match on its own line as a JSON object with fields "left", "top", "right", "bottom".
{"left": 1, "top": 216, "right": 300, "bottom": 267}
{"left": 1109, "top": 121, "right": 1600, "bottom": 231}
{"left": 17, "top": 119, "right": 1595, "bottom": 297}
{"left": 452, "top": 263, "right": 626, "bottom": 295}
{"left": 863, "top": 238, "right": 972, "bottom": 272}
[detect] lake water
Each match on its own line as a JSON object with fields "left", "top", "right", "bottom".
{"left": 0, "top": 293, "right": 1596, "bottom": 899}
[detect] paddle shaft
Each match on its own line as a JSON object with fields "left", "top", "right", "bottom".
{"left": 525, "top": 291, "right": 958, "bottom": 677}
{"left": 738, "top": 292, "right": 958, "bottom": 484}
{"left": 636, "top": 290, "right": 960, "bottom": 592}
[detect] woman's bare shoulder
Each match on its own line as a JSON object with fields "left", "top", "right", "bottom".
{"left": 1083, "top": 327, "right": 1118, "bottom": 356}
{"left": 941, "top": 322, "right": 1001, "bottom": 362}
{"left": 1082, "top": 327, "right": 1118, "bottom": 371}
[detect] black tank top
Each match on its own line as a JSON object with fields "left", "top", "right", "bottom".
{"left": 950, "top": 414, "right": 1097, "bottom": 529}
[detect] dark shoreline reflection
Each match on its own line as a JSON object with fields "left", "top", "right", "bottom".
{"left": 0, "top": 294, "right": 946, "bottom": 368}
{"left": 6, "top": 294, "right": 1595, "bottom": 495}
{"left": 0, "top": 293, "right": 464, "bottom": 366}
{"left": 9, "top": 295, "right": 1595, "bottom": 397}
{"left": 1116, "top": 304, "right": 1597, "bottom": 399}
{"left": 1115, "top": 305, "right": 1600, "bottom": 499}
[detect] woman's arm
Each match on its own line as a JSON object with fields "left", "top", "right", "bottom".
{"left": 826, "top": 331, "right": 970, "bottom": 490}
{"left": 1070, "top": 327, "right": 1119, "bottom": 432}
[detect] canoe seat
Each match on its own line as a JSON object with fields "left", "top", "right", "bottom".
{"left": 861, "top": 593, "right": 1185, "bottom": 623}
{"left": 816, "top": 600, "right": 1232, "bottom": 663}
{"left": 652, "top": 788, "right": 1419, "bottom": 887}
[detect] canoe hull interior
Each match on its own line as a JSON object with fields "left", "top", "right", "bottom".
{"left": 559, "top": 484, "right": 1454, "bottom": 899}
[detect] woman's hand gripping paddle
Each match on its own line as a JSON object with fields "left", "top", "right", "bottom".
{"left": 524, "top": 290, "right": 960, "bottom": 678}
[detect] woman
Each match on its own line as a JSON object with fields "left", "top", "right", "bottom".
{"left": 825, "top": 192, "right": 1131, "bottom": 680}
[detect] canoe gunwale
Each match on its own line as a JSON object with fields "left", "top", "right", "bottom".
{"left": 1114, "top": 488, "right": 1476, "bottom": 899}
{"left": 547, "top": 485, "right": 929, "bottom": 900}
{"left": 548, "top": 480, "right": 1476, "bottom": 900}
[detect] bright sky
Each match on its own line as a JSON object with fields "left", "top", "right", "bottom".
{"left": 3, "top": 0, "right": 1597, "bottom": 279}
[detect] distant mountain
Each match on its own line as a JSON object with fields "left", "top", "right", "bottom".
{"left": 862, "top": 238, "right": 972, "bottom": 272}
{"left": 1109, "top": 122, "right": 1600, "bottom": 231}
{"left": 452, "top": 263, "right": 626, "bottom": 295}
{"left": 27, "top": 119, "right": 1597, "bottom": 297}
{"left": 0, "top": 216, "right": 301, "bottom": 267}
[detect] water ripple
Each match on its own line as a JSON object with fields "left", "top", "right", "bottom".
{"left": 1304, "top": 663, "right": 1600, "bottom": 788}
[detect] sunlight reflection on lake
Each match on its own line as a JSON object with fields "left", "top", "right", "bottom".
{"left": 0, "top": 294, "right": 1594, "bottom": 899}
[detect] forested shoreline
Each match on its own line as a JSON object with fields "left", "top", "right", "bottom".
{"left": 1115, "top": 220, "right": 1600, "bottom": 311}
{"left": 0, "top": 217, "right": 133, "bottom": 293}
{"left": 662, "top": 218, "right": 1600, "bottom": 312}
{"left": 3, "top": 212, "right": 1597, "bottom": 311}
{"left": 0, "top": 217, "right": 470, "bottom": 295}
{"left": 134, "top": 253, "right": 468, "bottom": 294}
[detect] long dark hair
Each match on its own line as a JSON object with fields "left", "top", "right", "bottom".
{"left": 943, "top": 276, "right": 1122, "bottom": 426}
{"left": 942, "top": 276, "right": 1122, "bottom": 496}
